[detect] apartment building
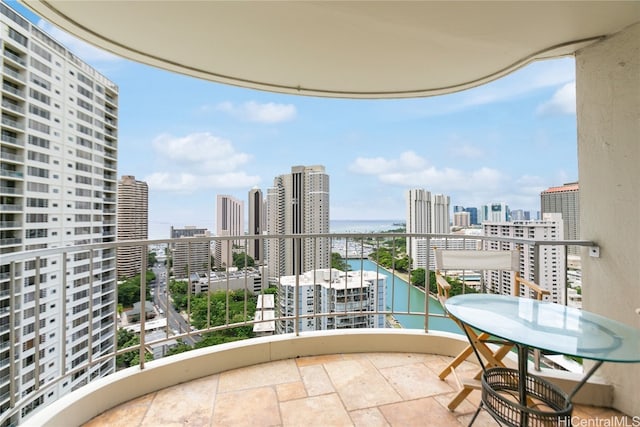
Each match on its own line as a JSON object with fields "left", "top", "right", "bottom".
{"left": 405, "top": 189, "right": 450, "bottom": 269}
{"left": 479, "top": 202, "right": 509, "bottom": 223}
{"left": 116, "top": 175, "right": 148, "bottom": 278}
{"left": 277, "top": 269, "right": 386, "bottom": 333}
{"left": 482, "top": 213, "right": 566, "bottom": 304}
{"left": 170, "top": 226, "right": 210, "bottom": 279}
{"left": 247, "top": 187, "right": 264, "bottom": 264}
{"left": 541, "top": 182, "right": 580, "bottom": 255}
{"left": 214, "top": 194, "right": 244, "bottom": 268}
{"left": 0, "top": 3, "right": 118, "bottom": 422}
{"left": 265, "top": 165, "right": 330, "bottom": 278}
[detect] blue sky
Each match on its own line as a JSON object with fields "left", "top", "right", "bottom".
{"left": 13, "top": 2, "right": 578, "bottom": 240}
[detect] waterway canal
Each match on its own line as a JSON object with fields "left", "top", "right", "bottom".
{"left": 347, "top": 259, "right": 462, "bottom": 335}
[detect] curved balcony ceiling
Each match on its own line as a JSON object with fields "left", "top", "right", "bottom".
{"left": 24, "top": 1, "right": 640, "bottom": 99}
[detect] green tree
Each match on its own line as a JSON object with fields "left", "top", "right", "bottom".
{"left": 168, "top": 279, "right": 188, "bottom": 311}
{"left": 411, "top": 268, "right": 426, "bottom": 287}
{"left": 232, "top": 252, "right": 255, "bottom": 269}
{"left": 117, "top": 273, "right": 153, "bottom": 307}
{"left": 331, "top": 252, "right": 350, "bottom": 271}
{"left": 116, "top": 328, "right": 153, "bottom": 369}
{"left": 148, "top": 251, "right": 157, "bottom": 266}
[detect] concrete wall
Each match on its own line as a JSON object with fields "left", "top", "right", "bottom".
{"left": 576, "top": 22, "right": 640, "bottom": 416}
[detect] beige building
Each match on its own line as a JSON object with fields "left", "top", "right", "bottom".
{"left": 215, "top": 194, "right": 244, "bottom": 268}
{"left": 541, "top": 182, "right": 580, "bottom": 255}
{"left": 116, "top": 175, "right": 148, "bottom": 278}
{"left": 170, "top": 226, "right": 210, "bottom": 279}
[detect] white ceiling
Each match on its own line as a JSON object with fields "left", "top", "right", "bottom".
{"left": 24, "top": 1, "right": 640, "bottom": 98}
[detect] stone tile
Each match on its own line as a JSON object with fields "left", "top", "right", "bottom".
{"left": 84, "top": 393, "right": 155, "bottom": 427}
{"left": 280, "top": 393, "right": 352, "bottom": 427}
{"left": 212, "top": 386, "right": 280, "bottom": 426}
{"left": 300, "top": 364, "right": 335, "bottom": 396}
{"left": 457, "top": 408, "right": 498, "bottom": 427}
{"left": 434, "top": 391, "right": 478, "bottom": 415}
{"left": 324, "top": 358, "right": 402, "bottom": 411}
{"left": 277, "top": 381, "right": 307, "bottom": 401}
{"left": 365, "top": 352, "right": 434, "bottom": 369}
{"left": 296, "top": 353, "right": 344, "bottom": 367}
{"left": 379, "top": 396, "right": 460, "bottom": 426}
{"left": 218, "top": 359, "right": 300, "bottom": 392}
{"left": 140, "top": 374, "right": 218, "bottom": 427}
{"left": 350, "top": 407, "right": 390, "bottom": 427}
{"left": 380, "top": 362, "right": 454, "bottom": 400}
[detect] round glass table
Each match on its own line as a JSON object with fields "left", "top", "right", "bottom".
{"left": 445, "top": 294, "right": 640, "bottom": 427}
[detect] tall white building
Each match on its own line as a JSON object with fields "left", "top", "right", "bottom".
{"left": 215, "top": 194, "right": 244, "bottom": 268}
{"left": 266, "top": 165, "right": 330, "bottom": 278}
{"left": 482, "top": 213, "right": 566, "bottom": 304}
{"left": 247, "top": 187, "right": 264, "bottom": 264}
{"left": 116, "top": 175, "right": 148, "bottom": 279}
{"left": 0, "top": 4, "right": 118, "bottom": 422}
{"left": 278, "top": 269, "right": 386, "bottom": 333}
{"left": 479, "top": 202, "right": 509, "bottom": 223}
{"left": 405, "top": 189, "right": 450, "bottom": 269}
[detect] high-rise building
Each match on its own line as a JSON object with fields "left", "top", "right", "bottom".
{"left": 510, "top": 209, "right": 525, "bottom": 221}
{"left": 541, "top": 182, "right": 579, "bottom": 254}
{"left": 278, "top": 269, "right": 385, "bottom": 333}
{"left": 215, "top": 194, "right": 244, "bottom": 268}
{"left": 247, "top": 187, "right": 264, "bottom": 264}
{"left": 405, "top": 189, "right": 450, "bottom": 269}
{"left": 465, "top": 207, "right": 478, "bottom": 225}
{"left": 482, "top": 213, "right": 566, "bottom": 304}
{"left": 265, "top": 165, "right": 329, "bottom": 278}
{"left": 170, "top": 226, "right": 210, "bottom": 278}
{"left": 479, "top": 202, "right": 509, "bottom": 223}
{"left": 0, "top": 4, "right": 118, "bottom": 421}
{"left": 116, "top": 175, "right": 148, "bottom": 278}
{"left": 453, "top": 211, "right": 470, "bottom": 227}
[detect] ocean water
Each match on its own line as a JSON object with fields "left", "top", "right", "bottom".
{"left": 330, "top": 219, "right": 405, "bottom": 233}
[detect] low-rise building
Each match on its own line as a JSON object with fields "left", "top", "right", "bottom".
{"left": 278, "top": 269, "right": 385, "bottom": 334}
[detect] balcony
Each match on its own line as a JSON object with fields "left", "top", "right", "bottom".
{"left": 1, "top": 233, "right": 629, "bottom": 426}
{"left": 81, "top": 350, "right": 628, "bottom": 427}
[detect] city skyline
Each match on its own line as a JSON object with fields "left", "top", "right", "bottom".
{"left": 10, "top": 2, "right": 578, "bottom": 240}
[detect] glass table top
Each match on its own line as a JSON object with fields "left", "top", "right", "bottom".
{"left": 445, "top": 294, "right": 640, "bottom": 362}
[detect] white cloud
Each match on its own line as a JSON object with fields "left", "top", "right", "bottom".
{"left": 215, "top": 101, "right": 297, "bottom": 123}
{"left": 145, "top": 132, "right": 259, "bottom": 192}
{"left": 536, "top": 82, "right": 576, "bottom": 116}
{"left": 144, "top": 171, "right": 260, "bottom": 192}
{"left": 152, "top": 133, "right": 250, "bottom": 173}
{"left": 349, "top": 151, "right": 504, "bottom": 193}
{"left": 37, "top": 20, "right": 121, "bottom": 63}
{"left": 410, "top": 58, "right": 575, "bottom": 117}
{"left": 349, "top": 150, "right": 426, "bottom": 174}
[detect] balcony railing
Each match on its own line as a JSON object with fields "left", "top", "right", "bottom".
{"left": 0, "top": 232, "right": 596, "bottom": 425}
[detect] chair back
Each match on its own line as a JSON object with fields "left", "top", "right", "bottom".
{"left": 434, "top": 249, "right": 520, "bottom": 272}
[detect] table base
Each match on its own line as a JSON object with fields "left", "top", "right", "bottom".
{"left": 480, "top": 367, "right": 573, "bottom": 427}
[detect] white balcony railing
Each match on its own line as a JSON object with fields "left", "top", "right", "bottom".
{"left": 0, "top": 232, "right": 596, "bottom": 425}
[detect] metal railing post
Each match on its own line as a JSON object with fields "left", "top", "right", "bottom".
{"left": 139, "top": 245, "right": 147, "bottom": 369}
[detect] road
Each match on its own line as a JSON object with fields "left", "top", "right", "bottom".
{"left": 151, "top": 264, "right": 199, "bottom": 346}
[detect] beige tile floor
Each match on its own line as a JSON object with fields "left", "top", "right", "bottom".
{"left": 84, "top": 353, "right": 632, "bottom": 427}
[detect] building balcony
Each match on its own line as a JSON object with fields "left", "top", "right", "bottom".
{"left": 40, "top": 334, "right": 632, "bottom": 427}
{"left": 1, "top": 233, "right": 631, "bottom": 426}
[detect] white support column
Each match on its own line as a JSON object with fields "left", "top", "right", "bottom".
{"left": 576, "top": 22, "right": 640, "bottom": 416}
